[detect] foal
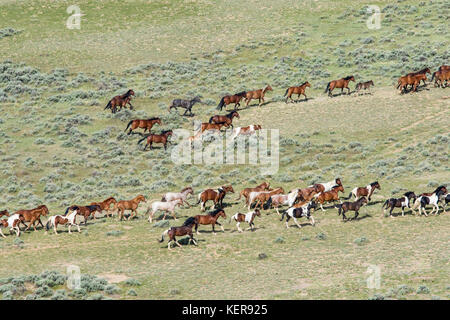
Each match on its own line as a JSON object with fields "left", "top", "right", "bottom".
{"left": 281, "top": 202, "right": 316, "bottom": 229}
{"left": 45, "top": 209, "right": 80, "bottom": 235}
{"left": 338, "top": 197, "right": 368, "bottom": 221}
{"left": 137, "top": 130, "right": 173, "bottom": 150}
{"left": 159, "top": 217, "right": 197, "bottom": 250}
{"left": 382, "top": 192, "right": 417, "bottom": 217}
{"left": 147, "top": 198, "right": 183, "bottom": 223}
{"left": 192, "top": 208, "right": 227, "bottom": 235}
{"left": 230, "top": 209, "right": 261, "bottom": 232}
{"left": 355, "top": 80, "right": 374, "bottom": 93}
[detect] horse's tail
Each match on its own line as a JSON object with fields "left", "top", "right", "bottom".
{"left": 324, "top": 82, "right": 330, "bottom": 93}
{"left": 283, "top": 88, "right": 289, "bottom": 97}
{"left": 159, "top": 229, "right": 169, "bottom": 242}
{"left": 345, "top": 192, "right": 353, "bottom": 200}
{"left": 45, "top": 219, "right": 52, "bottom": 231}
{"left": 430, "top": 72, "right": 436, "bottom": 82}
{"left": 216, "top": 97, "right": 225, "bottom": 110}
{"left": 208, "top": 116, "right": 214, "bottom": 124}
{"left": 104, "top": 100, "right": 112, "bottom": 110}
{"left": 280, "top": 211, "right": 286, "bottom": 221}
{"left": 137, "top": 135, "right": 147, "bottom": 145}
{"left": 125, "top": 120, "right": 133, "bottom": 132}
{"left": 263, "top": 197, "right": 272, "bottom": 210}
{"left": 381, "top": 200, "right": 388, "bottom": 209}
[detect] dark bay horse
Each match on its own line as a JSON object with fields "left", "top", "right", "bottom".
{"left": 245, "top": 85, "right": 273, "bottom": 107}
{"left": 431, "top": 69, "right": 449, "bottom": 88}
{"left": 337, "top": 197, "right": 368, "bottom": 221}
{"left": 65, "top": 204, "right": 102, "bottom": 225}
{"left": 137, "top": 130, "right": 173, "bottom": 150}
{"left": 382, "top": 191, "right": 417, "bottom": 217}
{"left": 325, "top": 76, "right": 355, "bottom": 97}
{"left": 192, "top": 208, "right": 227, "bottom": 235}
{"left": 125, "top": 118, "right": 162, "bottom": 135}
{"left": 209, "top": 111, "right": 240, "bottom": 129}
{"left": 159, "top": 217, "right": 197, "bottom": 250}
{"left": 284, "top": 81, "right": 311, "bottom": 103}
{"left": 104, "top": 89, "right": 135, "bottom": 114}
{"left": 168, "top": 96, "right": 202, "bottom": 116}
{"left": 397, "top": 73, "right": 427, "bottom": 93}
{"left": 217, "top": 91, "right": 247, "bottom": 110}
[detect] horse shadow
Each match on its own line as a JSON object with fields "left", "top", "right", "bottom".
{"left": 344, "top": 213, "right": 372, "bottom": 221}
{"left": 330, "top": 91, "right": 353, "bottom": 97}
{"left": 366, "top": 200, "right": 384, "bottom": 207}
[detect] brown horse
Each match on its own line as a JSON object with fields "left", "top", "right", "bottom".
{"left": 245, "top": 85, "right": 273, "bottom": 107}
{"left": 405, "top": 67, "right": 431, "bottom": 88}
{"left": 296, "top": 184, "right": 322, "bottom": 203}
{"left": 209, "top": 111, "right": 240, "bottom": 129}
{"left": 200, "top": 122, "right": 229, "bottom": 134}
{"left": 348, "top": 181, "right": 380, "bottom": 202}
{"left": 248, "top": 187, "right": 285, "bottom": 210}
{"left": 192, "top": 208, "right": 227, "bottom": 235}
{"left": 114, "top": 195, "right": 146, "bottom": 221}
{"left": 237, "top": 182, "right": 271, "bottom": 205}
{"left": 16, "top": 205, "right": 49, "bottom": 231}
{"left": 125, "top": 118, "right": 162, "bottom": 135}
{"left": 89, "top": 197, "right": 117, "bottom": 218}
{"left": 438, "top": 65, "right": 450, "bottom": 72}
{"left": 104, "top": 89, "right": 135, "bottom": 114}
{"left": 217, "top": 91, "right": 247, "bottom": 111}
{"left": 64, "top": 204, "right": 102, "bottom": 225}
{"left": 355, "top": 80, "right": 374, "bottom": 93}
{"left": 284, "top": 81, "right": 311, "bottom": 103}
{"left": 431, "top": 69, "right": 450, "bottom": 88}
{"left": 197, "top": 185, "right": 234, "bottom": 211}
{"left": 159, "top": 217, "right": 197, "bottom": 250}
{"left": 0, "top": 210, "right": 10, "bottom": 218}
{"left": 338, "top": 197, "right": 368, "bottom": 221}
{"left": 137, "top": 130, "right": 173, "bottom": 150}
{"left": 325, "top": 76, "right": 355, "bottom": 97}
{"left": 316, "top": 185, "right": 345, "bottom": 211}
{"left": 397, "top": 73, "right": 427, "bottom": 93}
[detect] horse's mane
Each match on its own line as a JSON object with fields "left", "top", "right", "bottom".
{"left": 235, "top": 91, "right": 246, "bottom": 96}
{"left": 182, "top": 216, "right": 196, "bottom": 227}
{"left": 208, "top": 208, "right": 223, "bottom": 216}
{"left": 343, "top": 75, "right": 354, "bottom": 80}
{"left": 147, "top": 117, "right": 160, "bottom": 121}
{"left": 404, "top": 191, "right": 415, "bottom": 197}
{"left": 226, "top": 111, "right": 238, "bottom": 117}
{"left": 434, "top": 185, "right": 446, "bottom": 193}
{"left": 370, "top": 181, "right": 379, "bottom": 187}
{"left": 299, "top": 81, "right": 308, "bottom": 86}
{"left": 103, "top": 197, "right": 115, "bottom": 201}
{"left": 161, "top": 130, "right": 173, "bottom": 135}
{"left": 181, "top": 187, "right": 192, "bottom": 193}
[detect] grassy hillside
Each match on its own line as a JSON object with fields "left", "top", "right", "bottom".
{"left": 0, "top": 0, "right": 449, "bottom": 300}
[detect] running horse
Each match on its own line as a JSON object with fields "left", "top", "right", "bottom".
{"left": 355, "top": 80, "right": 374, "bottom": 93}
{"left": 197, "top": 185, "right": 234, "bottom": 211}
{"left": 161, "top": 187, "right": 194, "bottom": 207}
{"left": 281, "top": 202, "right": 316, "bottom": 229}
{"left": 191, "top": 208, "right": 227, "bottom": 235}
{"left": 244, "top": 85, "right": 273, "bottom": 107}
{"left": 411, "top": 186, "right": 447, "bottom": 216}
{"left": 248, "top": 187, "right": 285, "bottom": 210}
{"left": 104, "top": 89, "right": 135, "bottom": 114}
{"left": 337, "top": 197, "right": 368, "bottom": 221}
{"left": 232, "top": 125, "right": 262, "bottom": 139}
{"left": 137, "top": 130, "right": 173, "bottom": 150}
{"left": 45, "top": 209, "right": 80, "bottom": 235}
{"left": 284, "top": 81, "right": 311, "bottom": 103}
{"left": 64, "top": 204, "right": 102, "bottom": 225}
{"left": 168, "top": 96, "right": 202, "bottom": 116}
{"left": 125, "top": 118, "right": 162, "bottom": 135}
{"left": 397, "top": 73, "right": 427, "bottom": 93}
{"left": 431, "top": 69, "right": 450, "bottom": 88}
{"left": 405, "top": 67, "right": 431, "bottom": 88}
{"left": 348, "top": 181, "right": 380, "bottom": 202}
{"left": 382, "top": 191, "right": 417, "bottom": 217}
{"left": 0, "top": 214, "right": 25, "bottom": 237}
{"left": 209, "top": 111, "right": 240, "bottom": 129}
{"left": 216, "top": 91, "right": 247, "bottom": 111}
{"left": 0, "top": 210, "right": 10, "bottom": 218}
{"left": 237, "top": 182, "right": 271, "bottom": 206}
{"left": 113, "top": 195, "right": 146, "bottom": 221}
{"left": 324, "top": 76, "right": 355, "bottom": 97}
{"left": 230, "top": 209, "right": 261, "bottom": 232}
{"left": 316, "top": 185, "right": 345, "bottom": 211}
{"left": 159, "top": 217, "right": 197, "bottom": 250}
{"left": 89, "top": 197, "right": 117, "bottom": 218}
{"left": 16, "top": 205, "right": 49, "bottom": 231}
{"left": 146, "top": 199, "right": 183, "bottom": 223}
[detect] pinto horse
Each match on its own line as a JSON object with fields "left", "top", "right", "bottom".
{"left": 281, "top": 202, "right": 316, "bottom": 229}
{"left": 316, "top": 185, "right": 345, "bottom": 211}
{"left": 0, "top": 214, "right": 24, "bottom": 237}
{"left": 45, "top": 209, "right": 80, "bottom": 235}
{"left": 382, "top": 191, "right": 417, "bottom": 217}
{"left": 16, "top": 204, "right": 49, "bottom": 231}
{"left": 159, "top": 217, "right": 197, "bottom": 250}
{"left": 284, "top": 81, "right": 311, "bottom": 103}
{"left": 125, "top": 118, "right": 162, "bottom": 135}
{"left": 169, "top": 96, "right": 202, "bottom": 116}
{"left": 64, "top": 204, "right": 101, "bottom": 225}
{"left": 411, "top": 186, "right": 447, "bottom": 216}
{"left": 325, "top": 76, "right": 355, "bottom": 97}
{"left": 217, "top": 91, "right": 247, "bottom": 111}
{"left": 0, "top": 210, "right": 10, "bottom": 218}
{"left": 137, "top": 130, "right": 173, "bottom": 150}
{"left": 348, "top": 181, "right": 380, "bottom": 202}
{"left": 147, "top": 199, "right": 183, "bottom": 223}
{"left": 309, "top": 178, "right": 342, "bottom": 193}
{"left": 337, "top": 197, "right": 368, "bottom": 221}
{"left": 114, "top": 195, "right": 146, "bottom": 221}
{"left": 244, "top": 85, "right": 273, "bottom": 107}
{"left": 104, "top": 89, "right": 135, "bottom": 114}
{"left": 209, "top": 111, "right": 240, "bottom": 129}
{"left": 197, "top": 185, "right": 234, "bottom": 211}
{"left": 232, "top": 125, "right": 262, "bottom": 139}
{"left": 192, "top": 208, "right": 227, "bottom": 235}
{"left": 237, "top": 182, "right": 271, "bottom": 205}
{"left": 230, "top": 209, "right": 261, "bottom": 232}
{"left": 89, "top": 197, "right": 117, "bottom": 218}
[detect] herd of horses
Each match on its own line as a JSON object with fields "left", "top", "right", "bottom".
{"left": 1, "top": 179, "right": 449, "bottom": 249}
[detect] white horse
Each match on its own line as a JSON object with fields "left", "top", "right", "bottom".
{"left": 287, "top": 189, "right": 300, "bottom": 207}
{"left": 147, "top": 199, "right": 183, "bottom": 223}
{"left": 162, "top": 187, "right": 193, "bottom": 207}
{"left": 45, "top": 209, "right": 80, "bottom": 235}
{"left": 0, "top": 214, "right": 22, "bottom": 237}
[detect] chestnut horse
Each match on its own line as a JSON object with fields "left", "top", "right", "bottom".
{"left": 248, "top": 187, "right": 285, "bottom": 210}
{"left": 200, "top": 122, "right": 229, "bottom": 134}
{"left": 104, "top": 89, "right": 135, "bottom": 114}
{"left": 348, "top": 181, "right": 380, "bottom": 202}
{"left": 125, "top": 118, "right": 162, "bottom": 135}
{"left": 114, "top": 195, "right": 146, "bottom": 221}
{"left": 89, "top": 197, "right": 117, "bottom": 218}
{"left": 237, "top": 182, "right": 271, "bottom": 205}
{"left": 209, "top": 111, "right": 240, "bottom": 129}
{"left": 159, "top": 217, "right": 197, "bottom": 250}
{"left": 284, "top": 81, "right": 311, "bottom": 103}
{"left": 316, "top": 185, "right": 345, "bottom": 211}
{"left": 137, "top": 130, "right": 173, "bottom": 150}
{"left": 217, "top": 91, "right": 247, "bottom": 111}
{"left": 245, "top": 85, "right": 273, "bottom": 107}
{"left": 405, "top": 67, "right": 431, "bottom": 88}
{"left": 192, "top": 208, "right": 227, "bottom": 235}
{"left": 355, "top": 80, "right": 374, "bottom": 93}
{"left": 431, "top": 69, "right": 450, "bottom": 88}
{"left": 197, "top": 185, "right": 234, "bottom": 211}
{"left": 16, "top": 204, "right": 49, "bottom": 231}
{"left": 397, "top": 73, "right": 427, "bottom": 93}
{"left": 324, "top": 76, "right": 355, "bottom": 97}
{"left": 232, "top": 125, "right": 262, "bottom": 139}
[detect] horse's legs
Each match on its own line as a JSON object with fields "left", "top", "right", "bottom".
{"left": 310, "top": 216, "right": 315, "bottom": 226}
{"left": 195, "top": 223, "right": 199, "bottom": 235}
{"left": 0, "top": 229, "right": 5, "bottom": 238}
{"left": 354, "top": 210, "right": 359, "bottom": 220}
{"left": 191, "top": 236, "right": 197, "bottom": 246}
{"left": 236, "top": 222, "right": 242, "bottom": 232}
{"left": 401, "top": 207, "right": 405, "bottom": 217}
{"left": 293, "top": 217, "right": 301, "bottom": 229}
{"left": 171, "top": 210, "right": 177, "bottom": 221}
{"left": 347, "top": 86, "right": 351, "bottom": 95}
{"left": 216, "top": 221, "right": 224, "bottom": 232}
{"left": 320, "top": 203, "right": 325, "bottom": 212}
{"left": 38, "top": 219, "right": 45, "bottom": 229}
{"left": 68, "top": 224, "right": 72, "bottom": 234}
{"left": 212, "top": 224, "right": 216, "bottom": 235}
{"left": 303, "top": 93, "right": 308, "bottom": 101}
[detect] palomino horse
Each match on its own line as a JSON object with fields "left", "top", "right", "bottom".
{"left": 237, "top": 182, "right": 271, "bottom": 205}
{"left": 431, "top": 69, "right": 450, "bottom": 88}
{"left": 16, "top": 204, "right": 49, "bottom": 231}
{"left": 104, "top": 89, "right": 135, "bottom": 114}
{"left": 324, "top": 76, "right": 355, "bottom": 97}
{"left": 168, "top": 96, "right": 202, "bottom": 116}
{"left": 45, "top": 209, "right": 80, "bottom": 235}
{"left": 137, "top": 130, "right": 173, "bottom": 150}
{"left": 0, "top": 214, "right": 24, "bottom": 237}
{"left": 209, "top": 111, "right": 240, "bottom": 129}
{"left": 230, "top": 209, "right": 261, "bottom": 232}
{"left": 244, "top": 85, "right": 273, "bottom": 107}
{"left": 281, "top": 202, "right": 316, "bottom": 229}
{"left": 248, "top": 187, "right": 285, "bottom": 210}
{"left": 217, "top": 92, "right": 247, "bottom": 111}
{"left": 397, "top": 73, "right": 427, "bottom": 93}
{"left": 411, "top": 186, "right": 447, "bottom": 216}
{"left": 284, "top": 81, "right": 311, "bottom": 103}
{"left": 348, "top": 181, "right": 380, "bottom": 202}
{"left": 355, "top": 80, "right": 374, "bottom": 93}
{"left": 337, "top": 197, "right": 368, "bottom": 221}
{"left": 159, "top": 217, "right": 197, "bottom": 250}
{"left": 125, "top": 118, "right": 162, "bottom": 135}
{"left": 89, "top": 197, "right": 117, "bottom": 218}
{"left": 65, "top": 205, "right": 102, "bottom": 225}
{"left": 147, "top": 199, "right": 183, "bottom": 223}
{"left": 114, "top": 195, "right": 146, "bottom": 221}
{"left": 192, "top": 208, "right": 227, "bottom": 235}
{"left": 162, "top": 187, "right": 193, "bottom": 207}
{"left": 197, "top": 185, "right": 234, "bottom": 211}
{"left": 316, "top": 185, "right": 345, "bottom": 211}
{"left": 382, "top": 191, "right": 417, "bottom": 217}
{"left": 232, "top": 125, "right": 262, "bottom": 139}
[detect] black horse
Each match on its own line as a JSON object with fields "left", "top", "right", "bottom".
{"left": 382, "top": 191, "right": 416, "bottom": 217}
{"left": 168, "top": 96, "right": 202, "bottom": 116}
